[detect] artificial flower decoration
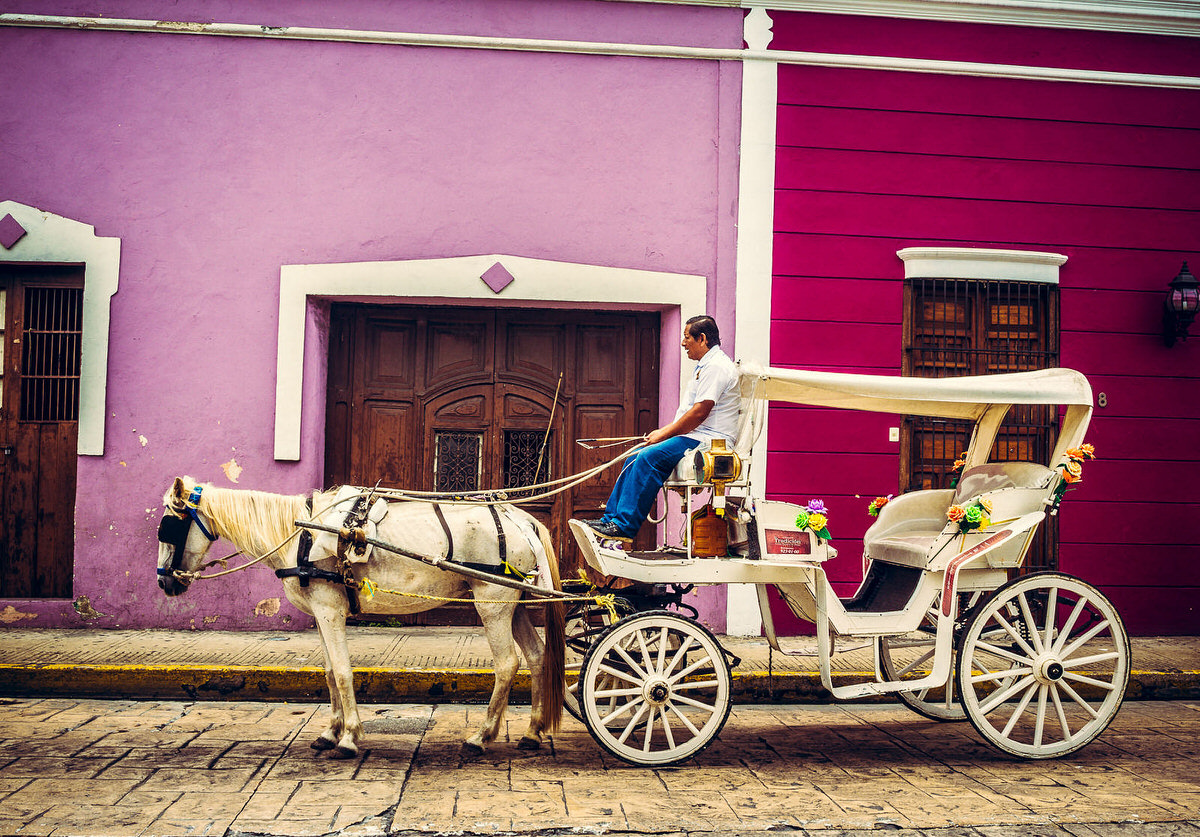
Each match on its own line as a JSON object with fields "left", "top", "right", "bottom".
{"left": 948, "top": 454, "right": 969, "bottom": 488}
{"left": 947, "top": 496, "right": 993, "bottom": 533}
{"left": 1053, "top": 443, "right": 1096, "bottom": 502}
{"left": 794, "top": 499, "right": 832, "bottom": 541}
{"left": 867, "top": 495, "right": 892, "bottom": 517}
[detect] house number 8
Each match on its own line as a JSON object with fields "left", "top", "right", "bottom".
{"left": 1098, "top": 392, "right": 1108, "bottom": 407}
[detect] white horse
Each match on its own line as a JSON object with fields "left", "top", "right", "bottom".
{"left": 156, "top": 476, "right": 565, "bottom": 757}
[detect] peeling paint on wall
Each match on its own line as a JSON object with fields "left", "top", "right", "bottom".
{"left": 255, "top": 598, "right": 281, "bottom": 617}
{"left": 0, "top": 606, "right": 38, "bottom": 624}
{"left": 222, "top": 458, "right": 242, "bottom": 483}
{"left": 72, "top": 596, "right": 105, "bottom": 620}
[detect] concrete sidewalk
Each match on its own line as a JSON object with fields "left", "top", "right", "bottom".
{"left": 0, "top": 627, "right": 1197, "bottom": 703}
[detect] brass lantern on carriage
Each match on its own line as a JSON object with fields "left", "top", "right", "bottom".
{"left": 693, "top": 439, "right": 742, "bottom": 516}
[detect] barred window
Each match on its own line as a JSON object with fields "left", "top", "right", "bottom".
{"left": 903, "top": 278, "right": 1060, "bottom": 568}
{"left": 20, "top": 286, "right": 83, "bottom": 423}
{"left": 433, "top": 431, "right": 483, "bottom": 493}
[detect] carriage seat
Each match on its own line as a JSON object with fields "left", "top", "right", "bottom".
{"left": 863, "top": 462, "right": 1055, "bottom": 569}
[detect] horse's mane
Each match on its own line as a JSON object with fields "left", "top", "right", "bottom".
{"left": 198, "top": 484, "right": 311, "bottom": 559}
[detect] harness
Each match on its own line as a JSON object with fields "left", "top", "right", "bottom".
{"left": 156, "top": 486, "right": 219, "bottom": 580}
{"left": 273, "top": 496, "right": 369, "bottom": 614}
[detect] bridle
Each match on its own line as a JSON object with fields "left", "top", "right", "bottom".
{"left": 157, "top": 485, "right": 218, "bottom": 584}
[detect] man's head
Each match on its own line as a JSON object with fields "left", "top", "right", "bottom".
{"left": 682, "top": 315, "right": 720, "bottom": 361}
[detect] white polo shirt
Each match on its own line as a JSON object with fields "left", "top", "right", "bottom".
{"left": 677, "top": 346, "right": 740, "bottom": 442}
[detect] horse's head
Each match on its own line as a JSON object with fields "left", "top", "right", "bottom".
{"left": 156, "top": 476, "right": 219, "bottom": 596}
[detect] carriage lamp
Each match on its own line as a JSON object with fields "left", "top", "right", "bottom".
{"left": 694, "top": 439, "right": 742, "bottom": 516}
{"left": 1163, "top": 261, "right": 1199, "bottom": 347}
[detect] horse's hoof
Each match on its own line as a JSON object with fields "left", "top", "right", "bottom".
{"left": 330, "top": 744, "right": 359, "bottom": 760}
{"left": 461, "top": 741, "right": 485, "bottom": 757}
{"left": 517, "top": 736, "right": 541, "bottom": 751}
{"left": 311, "top": 737, "right": 336, "bottom": 751}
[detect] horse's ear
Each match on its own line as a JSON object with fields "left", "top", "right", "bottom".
{"left": 171, "top": 477, "right": 188, "bottom": 502}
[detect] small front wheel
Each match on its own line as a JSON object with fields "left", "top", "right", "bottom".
{"left": 579, "top": 610, "right": 732, "bottom": 766}
{"left": 957, "top": 572, "right": 1129, "bottom": 759}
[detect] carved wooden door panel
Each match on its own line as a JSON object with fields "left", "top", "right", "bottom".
{"left": 325, "top": 304, "right": 659, "bottom": 617}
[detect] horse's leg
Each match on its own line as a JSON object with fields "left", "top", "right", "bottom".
{"left": 464, "top": 594, "right": 521, "bottom": 754}
{"left": 310, "top": 589, "right": 362, "bottom": 758}
{"left": 512, "top": 605, "right": 547, "bottom": 750}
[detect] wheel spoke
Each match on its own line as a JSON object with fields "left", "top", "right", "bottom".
{"left": 635, "top": 630, "right": 655, "bottom": 675}
{"left": 664, "top": 636, "right": 695, "bottom": 679}
{"left": 1051, "top": 683, "right": 1072, "bottom": 739}
{"left": 1053, "top": 598, "right": 1088, "bottom": 654}
{"left": 979, "top": 673, "right": 1036, "bottom": 715}
{"left": 672, "top": 678, "right": 722, "bottom": 692}
{"left": 1042, "top": 587, "right": 1058, "bottom": 648}
{"left": 670, "top": 653, "right": 718, "bottom": 684}
{"left": 658, "top": 707, "right": 676, "bottom": 750}
{"left": 666, "top": 702, "right": 702, "bottom": 736}
{"left": 594, "top": 685, "right": 645, "bottom": 698}
{"left": 1060, "top": 617, "right": 1112, "bottom": 661}
{"left": 617, "top": 702, "right": 649, "bottom": 744}
{"left": 1000, "top": 679, "right": 1039, "bottom": 737}
{"left": 969, "top": 665, "right": 1031, "bottom": 685}
{"left": 896, "top": 647, "right": 937, "bottom": 678}
{"left": 599, "top": 694, "right": 643, "bottom": 725}
{"left": 656, "top": 627, "right": 669, "bottom": 676}
{"left": 1062, "top": 671, "right": 1120, "bottom": 692}
{"left": 1017, "top": 592, "right": 1046, "bottom": 655}
{"left": 670, "top": 691, "right": 720, "bottom": 713}
{"left": 1061, "top": 650, "right": 1120, "bottom": 669}
{"left": 1033, "top": 683, "right": 1049, "bottom": 747}
{"left": 613, "top": 642, "right": 649, "bottom": 681}
{"left": 597, "top": 662, "right": 643, "bottom": 685}
{"left": 1056, "top": 678, "right": 1101, "bottom": 719}
{"left": 993, "top": 611, "right": 1039, "bottom": 659}
{"left": 976, "top": 639, "right": 1033, "bottom": 666}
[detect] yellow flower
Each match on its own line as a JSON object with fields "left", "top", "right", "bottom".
{"left": 979, "top": 497, "right": 994, "bottom": 514}
{"left": 1080, "top": 443, "right": 1096, "bottom": 459}
{"left": 808, "top": 513, "right": 827, "bottom": 532}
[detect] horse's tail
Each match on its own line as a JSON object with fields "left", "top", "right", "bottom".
{"left": 535, "top": 520, "right": 566, "bottom": 734}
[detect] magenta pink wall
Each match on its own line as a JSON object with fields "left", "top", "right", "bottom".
{"left": 766, "top": 12, "right": 1200, "bottom": 636}
{"left": 0, "top": 0, "right": 743, "bottom": 629}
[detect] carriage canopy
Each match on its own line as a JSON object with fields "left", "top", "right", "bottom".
{"left": 735, "top": 361, "right": 1094, "bottom": 465}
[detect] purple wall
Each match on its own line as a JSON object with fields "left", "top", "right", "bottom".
{"left": 767, "top": 12, "right": 1200, "bottom": 635}
{"left": 0, "top": 0, "right": 743, "bottom": 629}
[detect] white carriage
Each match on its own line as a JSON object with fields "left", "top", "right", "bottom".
{"left": 565, "top": 362, "right": 1129, "bottom": 766}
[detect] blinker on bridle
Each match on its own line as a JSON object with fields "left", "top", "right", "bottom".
{"left": 157, "top": 486, "right": 218, "bottom": 579}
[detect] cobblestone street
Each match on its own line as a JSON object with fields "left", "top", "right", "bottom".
{"left": 0, "top": 698, "right": 1196, "bottom": 836}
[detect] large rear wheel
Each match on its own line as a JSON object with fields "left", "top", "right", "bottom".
{"left": 957, "top": 572, "right": 1129, "bottom": 759}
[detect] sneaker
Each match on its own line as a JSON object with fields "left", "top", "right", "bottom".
{"left": 589, "top": 520, "right": 632, "bottom": 539}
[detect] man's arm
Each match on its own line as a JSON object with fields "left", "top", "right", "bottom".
{"left": 645, "top": 400, "right": 714, "bottom": 445}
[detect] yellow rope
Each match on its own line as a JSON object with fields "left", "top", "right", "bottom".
{"left": 357, "top": 577, "right": 618, "bottom": 620}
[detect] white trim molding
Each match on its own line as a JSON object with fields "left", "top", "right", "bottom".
{"left": 274, "top": 255, "right": 707, "bottom": 461}
{"left": 0, "top": 200, "right": 119, "bottom": 455}
{"left": 729, "top": 7, "right": 778, "bottom": 637}
{"left": 898, "top": 247, "right": 1068, "bottom": 283}
{"left": 4, "top": 14, "right": 1200, "bottom": 90}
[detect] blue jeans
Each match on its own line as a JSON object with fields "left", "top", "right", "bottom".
{"left": 602, "top": 436, "right": 702, "bottom": 537}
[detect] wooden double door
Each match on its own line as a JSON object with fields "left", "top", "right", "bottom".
{"left": 324, "top": 305, "right": 660, "bottom": 587}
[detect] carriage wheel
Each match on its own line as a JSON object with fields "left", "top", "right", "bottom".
{"left": 957, "top": 572, "right": 1129, "bottom": 759}
{"left": 579, "top": 610, "right": 732, "bottom": 766}
{"left": 877, "top": 591, "right": 983, "bottom": 722}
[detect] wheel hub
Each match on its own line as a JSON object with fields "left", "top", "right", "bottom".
{"left": 1033, "top": 654, "right": 1065, "bottom": 684}
{"left": 644, "top": 678, "right": 671, "bottom": 706}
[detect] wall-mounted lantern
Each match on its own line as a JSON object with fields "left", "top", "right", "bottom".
{"left": 1163, "top": 261, "right": 1199, "bottom": 347}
